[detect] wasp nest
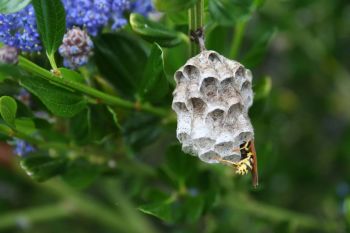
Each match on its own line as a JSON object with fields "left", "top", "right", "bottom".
{"left": 172, "top": 50, "right": 254, "bottom": 164}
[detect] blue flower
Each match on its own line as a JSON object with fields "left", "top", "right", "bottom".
{"left": 63, "top": 0, "right": 113, "bottom": 36}
{"left": 0, "top": 5, "right": 41, "bottom": 52}
{"left": 13, "top": 139, "right": 35, "bottom": 157}
{"left": 111, "top": 0, "right": 131, "bottom": 30}
{"left": 131, "top": 0, "right": 154, "bottom": 16}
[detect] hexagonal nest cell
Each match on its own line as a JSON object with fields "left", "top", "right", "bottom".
{"left": 172, "top": 50, "right": 254, "bottom": 164}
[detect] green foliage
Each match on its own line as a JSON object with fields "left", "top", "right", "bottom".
{"left": 0, "top": 96, "right": 17, "bottom": 128}
{"left": 130, "top": 14, "right": 185, "bottom": 47}
{"left": 153, "top": 0, "right": 198, "bottom": 12}
{"left": 0, "top": 0, "right": 31, "bottom": 14}
{"left": 20, "top": 155, "right": 68, "bottom": 182}
{"left": 19, "top": 75, "right": 87, "bottom": 118}
{"left": 32, "top": 0, "right": 66, "bottom": 56}
{"left": 94, "top": 33, "right": 147, "bottom": 98}
{"left": 137, "top": 43, "right": 169, "bottom": 102}
{"left": 0, "top": 0, "right": 348, "bottom": 232}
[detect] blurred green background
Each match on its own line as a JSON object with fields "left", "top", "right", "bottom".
{"left": 1, "top": 0, "right": 350, "bottom": 232}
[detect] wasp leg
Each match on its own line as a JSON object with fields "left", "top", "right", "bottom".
{"left": 235, "top": 154, "right": 254, "bottom": 175}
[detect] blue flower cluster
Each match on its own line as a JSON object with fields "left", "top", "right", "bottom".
{"left": 0, "top": 5, "right": 41, "bottom": 52}
{"left": 13, "top": 139, "right": 35, "bottom": 157}
{"left": 63, "top": 0, "right": 153, "bottom": 35}
{"left": 0, "top": 0, "right": 154, "bottom": 65}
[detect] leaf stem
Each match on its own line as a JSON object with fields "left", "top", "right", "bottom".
{"left": 18, "top": 56, "right": 168, "bottom": 117}
{"left": 46, "top": 52, "right": 60, "bottom": 75}
{"left": 229, "top": 20, "right": 247, "bottom": 59}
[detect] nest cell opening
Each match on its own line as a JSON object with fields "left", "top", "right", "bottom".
{"left": 189, "top": 97, "right": 207, "bottom": 115}
{"left": 214, "top": 141, "right": 235, "bottom": 157}
{"left": 200, "top": 77, "right": 219, "bottom": 99}
{"left": 193, "top": 137, "right": 215, "bottom": 152}
{"left": 235, "top": 66, "right": 245, "bottom": 77}
{"left": 199, "top": 150, "right": 220, "bottom": 163}
{"left": 172, "top": 101, "right": 188, "bottom": 114}
{"left": 226, "top": 103, "right": 242, "bottom": 124}
{"left": 208, "top": 52, "right": 221, "bottom": 63}
{"left": 206, "top": 109, "right": 225, "bottom": 128}
{"left": 235, "top": 131, "right": 253, "bottom": 145}
{"left": 174, "top": 71, "right": 187, "bottom": 85}
{"left": 184, "top": 65, "right": 200, "bottom": 80}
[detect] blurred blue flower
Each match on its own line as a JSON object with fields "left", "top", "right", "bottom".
{"left": 13, "top": 139, "right": 35, "bottom": 157}
{"left": 131, "top": 0, "right": 154, "bottom": 16}
{"left": 0, "top": 5, "right": 41, "bottom": 52}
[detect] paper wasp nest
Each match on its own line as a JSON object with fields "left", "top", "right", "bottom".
{"left": 172, "top": 50, "right": 254, "bottom": 164}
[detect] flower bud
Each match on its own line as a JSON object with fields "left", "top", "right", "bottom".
{"left": 59, "top": 27, "right": 93, "bottom": 69}
{"left": 0, "top": 46, "right": 19, "bottom": 64}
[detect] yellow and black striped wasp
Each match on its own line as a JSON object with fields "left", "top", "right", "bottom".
{"left": 218, "top": 140, "right": 259, "bottom": 187}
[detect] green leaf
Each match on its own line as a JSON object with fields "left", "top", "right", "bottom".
{"left": 254, "top": 76, "right": 272, "bottom": 101}
{"left": 164, "top": 144, "right": 198, "bottom": 184}
{"left": 15, "top": 118, "right": 37, "bottom": 135}
{"left": 59, "top": 68, "right": 85, "bottom": 84}
{"left": 122, "top": 112, "right": 162, "bottom": 151}
{"left": 166, "top": 11, "right": 188, "bottom": 25}
{"left": 32, "top": 0, "right": 66, "bottom": 55}
{"left": 154, "top": 0, "right": 198, "bottom": 12}
{"left": 137, "top": 43, "right": 169, "bottom": 102}
{"left": 20, "top": 155, "right": 67, "bottom": 182}
{"left": 94, "top": 33, "right": 147, "bottom": 98}
{"left": 139, "top": 201, "right": 175, "bottom": 222}
{"left": 70, "top": 105, "right": 119, "bottom": 144}
{"left": 0, "top": 96, "right": 17, "bottom": 127}
{"left": 0, "top": 0, "right": 31, "bottom": 14}
{"left": 183, "top": 196, "right": 205, "bottom": 223}
{"left": 242, "top": 29, "right": 276, "bottom": 68}
{"left": 209, "top": 0, "right": 252, "bottom": 26}
{"left": 19, "top": 76, "right": 87, "bottom": 118}
{"left": 130, "top": 13, "right": 185, "bottom": 48}
{"left": 62, "top": 159, "right": 101, "bottom": 189}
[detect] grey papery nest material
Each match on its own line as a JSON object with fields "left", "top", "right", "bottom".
{"left": 172, "top": 50, "right": 254, "bottom": 164}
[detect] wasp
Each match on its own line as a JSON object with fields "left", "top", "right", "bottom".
{"left": 218, "top": 140, "right": 259, "bottom": 187}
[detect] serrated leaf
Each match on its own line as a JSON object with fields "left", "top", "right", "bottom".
{"left": 130, "top": 14, "right": 184, "bottom": 47}
{"left": 19, "top": 76, "right": 87, "bottom": 118}
{"left": 0, "top": 0, "right": 31, "bottom": 14}
{"left": 137, "top": 43, "right": 169, "bottom": 102}
{"left": 94, "top": 33, "right": 147, "bottom": 98}
{"left": 32, "top": 0, "right": 66, "bottom": 55}
{"left": 20, "top": 155, "right": 67, "bottom": 182}
{"left": 0, "top": 96, "right": 17, "bottom": 127}
{"left": 154, "top": 0, "right": 198, "bottom": 12}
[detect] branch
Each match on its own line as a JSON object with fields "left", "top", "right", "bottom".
{"left": 18, "top": 56, "right": 169, "bottom": 117}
